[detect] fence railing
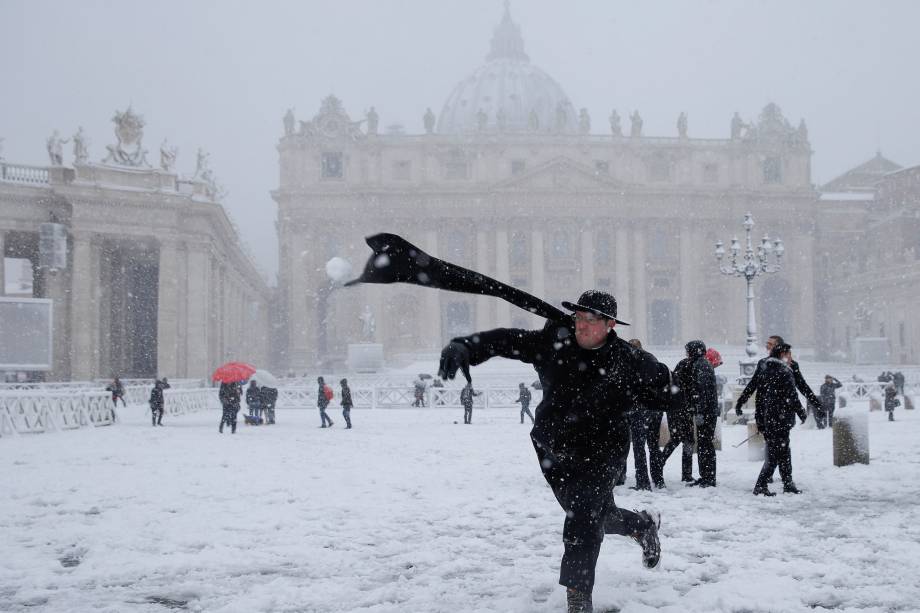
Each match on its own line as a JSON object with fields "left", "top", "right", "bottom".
{"left": 0, "top": 390, "right": 115, "bottom": 436}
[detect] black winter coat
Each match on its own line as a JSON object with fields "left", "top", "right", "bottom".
{"left": 683, "top": 343, "right": 719, "bottom": 417}
{"left": 149, "top": 386, "right": 164, "bottom": 412}
{"left": 219, "top": 382, "right": 241, "bottom": 410}
{"left": 737, "top": 357, "right": 821, "bottom": 413}
{"left": 246, "top": 386, "right": 261, "bottom": 408}
{"left": 668, "top": 359, "right": 695, "bottom": 443}
{"left": 260, "top": 386, "right": 278, "bottom": 408}
{"left": 451, "top": 322, "right": 664, "bottom": 472}
{"left": 751, "top": 358, "right": 806, "bottom": 435}
{"left": 819, "top": 378, "right": 842, "bottom": 410}
{"left": 341, "top": 385, "right": 353, "bottom": 409}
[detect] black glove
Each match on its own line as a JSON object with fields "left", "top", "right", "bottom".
{"left": 735, "top": 405, "right": 743, "bottom": 417}
{"left": 799, "top": 411, "right": 807, "bottom": 424}
{"left": 438, "top": 342, "right": 471, "bottom": 383}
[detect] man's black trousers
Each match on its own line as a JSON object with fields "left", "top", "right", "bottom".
{"left": 533, "top": 436, "right": 646, "bottom": 593}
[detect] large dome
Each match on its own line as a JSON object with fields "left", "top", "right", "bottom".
{"left": 436, "top": 5, "right": 577, "bottom": 135}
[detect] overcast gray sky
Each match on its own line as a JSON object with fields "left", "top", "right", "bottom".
{"left": 2, "top": 0, "right": 918, "bottom": 280}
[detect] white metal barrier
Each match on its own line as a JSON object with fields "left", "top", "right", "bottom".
{"left": 271, "top": 385, "right": 543, "bottom": 410}
{"left": 162, "top": 388, "right": 219, "bottom": 416}
{"left": 0, "top": 391, "right": 115, "bottom": 436}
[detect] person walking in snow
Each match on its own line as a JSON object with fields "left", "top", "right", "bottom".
{"left": 317, "top": 376, "right": 334, "bottom": 427}
{"left": 737, "top": 342, "right": 807, "bottom": 496}
{"left": 106, "top": 376, "right": 126, "bottom": 408}
{"left": 340, "top": 378, "right": 354, "bottom": 429}
{"left": 260, "top": 385, "right": 278, "bottom": 425}
{"left": 149, "top": 378, "right": 170, "bottom": 426}
{"left": 884, "top": 385, "right": 900, "bottom": 421}
{"left": 683, "top": 340, "right": 720, "bottom": 488}
{"left": 656, "top": 360, "right": 696, "bottom": 486}
{"left": 620, "top": 338, "right": 664, "bottom": 491}
{"left": 219, "top": 381, "right": 241, "bottom": 433}
{"left": 515, "top": 382, "right": 534, "bottom": 424}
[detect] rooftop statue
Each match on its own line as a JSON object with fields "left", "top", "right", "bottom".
{"left": 731, "top": 112, "right": 743, "bottom": 139}
{"left": 578, "top": 108, "right": 591, "bottom": 135}
{"left": 366, "top": 107, "right": 379, "bottom": 136}
{"left": 609, "top": 110, "right": 622, "bottom": 137}
{"left": 424, "top": 107, "right": 436, "bottom": 134}
{"left": 159, "top": 139, "right": 177, "bottom": 172}
{"left": 283, "top": 108, "right": 295, "bottom": 136}
{"left": 359, "top": 305, "right": 376, "bottom": 342}
{"left": 46, "top": 130, "right": 68, "bottom": 166}
{"left": 677, "top": 112, "right": 688, "bottom": 139}
{"left": 630, "top": 111, "right": 643, "bottom": 138}
{"left": 73, "top": 127, "right": 89, "bottom": 165}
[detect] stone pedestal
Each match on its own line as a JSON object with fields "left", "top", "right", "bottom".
{"left": 833, "top": 407, "right": 869, "bottom": 466}
{"left": 347, "top": 343, "right": 384, "bottom": 373}
{"left": 747, "top": 422, "right": 765, "bottom": 462}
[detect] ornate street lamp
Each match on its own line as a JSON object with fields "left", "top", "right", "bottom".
{"left": 714, "top": 212, "right": 784, "bottom": 381}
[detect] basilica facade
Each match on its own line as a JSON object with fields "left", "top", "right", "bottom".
{"left": 274, "top": 6, "right": 821, "bottom": 369}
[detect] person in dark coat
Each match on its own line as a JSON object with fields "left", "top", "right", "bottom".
{"left": 683, "top": 340, "right": 719, "bottom": 488}
{"left": 739, "top": 343, "right": 807, "bottom": 496}
{"left": 460, "top": 382, "right": 481, "bottom": 424}
{"left": 892, "top": 371, "right": 905, "bottom": 395}
{"left": 260, "top": 385, "right": 278, "bottom": 425}
{"left": 514, "top": 382, "right": 534, "bottom": 424}
{"left": 106, "top": 377, "right": 126, "bottom": 408}
{"left": 656, "top": 360, "right": 696, "bottom": 486}
{"left": 818, "top": 375, "right": 842, "bottom": 428}
{"left": 317, "top": 376, "right": 334, "bottom": 427}
{"left": 620, "top": 339, "right": 665, "bottom": 491}
{"left": 148, "top": 378, "right": 170, "bottom": 426}
{"left": 884, "top": 385, "right": 900, "bottom": 421}
{"left": 219, "top": 381, "right": 241, "bottom": 433}
{"left": 340, "top": 378, "right": 354, "bottom": 429}
{"left": 438, "top": 290, "right": 664, "bottom": 611}
{"left": 246, "top": 380, "right": 262, "bottom": 424}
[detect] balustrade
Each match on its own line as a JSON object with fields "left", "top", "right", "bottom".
{"left": 0, "top": 162, "right": 50, "bottom": 185}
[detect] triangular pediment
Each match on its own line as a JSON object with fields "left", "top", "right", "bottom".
{"left": 493, "top": 157, "right": 620, "bottom": 191}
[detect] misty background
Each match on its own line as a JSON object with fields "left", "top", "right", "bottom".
{"left": 2, "top": 0, "right": 918, "bottom": 280}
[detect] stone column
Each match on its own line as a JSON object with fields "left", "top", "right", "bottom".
{"left": 45, "top": 261, "right": 71, "bottom": 380}
{"left": 797, "top": 235, "right": 816, "bottom": 347}
{"left": 186, "top": 245, "right": 210, "bottom": 380}
{"left": 0, "top": 231, "right": 5, "bottom": 296}
{"left": 580, "top": 227, "right": 595, "bottom": 289}
{"left": 530, "top": 229, "right": 545, "bottom": 327}
{"left": 70, "top": 234, "right": 100, "bottom": 380}
{"left": 289, "top": 234, "right": 310, "bottom": 369}
{"left": 156, "top": 239, "right": 179, "bottom": 378}
{"left": 475, "top": 229, "right": 490, "bottom": 330}
{"left": 615, "top": 225, "right": 629, "bottom": 317}
{"left": 422, "top": 230, "right": 440, "bottom": 348}
{"left": 495, "top": 229, "right": 511, "bottom": 326}
{"left": 679, "top": 223, "right": 699, "bottom": 339}
{"left": 631, "top": 225, "right": 648, "bottom": 341}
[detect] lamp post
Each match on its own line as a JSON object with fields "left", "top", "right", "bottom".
{"left": 714, "top": 212, "right": 784, "bottom": 381}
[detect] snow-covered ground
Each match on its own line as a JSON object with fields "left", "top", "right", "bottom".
{"left": 1, "top": 402, "right": 918, "bottom": 612}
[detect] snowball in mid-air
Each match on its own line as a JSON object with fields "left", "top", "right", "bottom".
{"left": 325, "top": 257, "right": 353, "bottom": 282}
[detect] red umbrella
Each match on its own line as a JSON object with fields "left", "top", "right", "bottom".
{"left": 212, "top": 362, "right": 256, "bottom": 383}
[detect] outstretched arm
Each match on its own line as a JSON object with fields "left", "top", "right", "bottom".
{"left": 791, "top": 361, "right": 821, "bottom": 408}
{"left": 439, "top": 327, "right": 544, "bottom": 382}
{"left": 735, "top": 366, "right": 761, "bottom": 413}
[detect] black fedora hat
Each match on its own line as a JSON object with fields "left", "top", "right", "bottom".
{"left": 561, "top": 290, "right": 630, "bottom": 326}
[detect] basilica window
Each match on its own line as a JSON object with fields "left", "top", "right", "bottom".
{"left": 551, "top": 230, "right": 573, "bottom": 259}
{"left": 511, "top": 159, "right": 527, "bottom": 176}
{"left": 648, "top": 155, "right": 671, "bottom": 182}
{"left": 510, "top": 231, "right": 529, "bottom": 268}
{"left": 763, "top": 157, "right": 782, "bottom": 184}
{"left": 321, "top": 152, "right": 344, "bottom": 179}
{"left": 703, "top": 163, "right": 719, "bottom": 184}
{"left": 393, "top": 160, "right": 411, "bottom": 181}
{"left": 595, "top": 230, "right": 612, "bottom": 265}
{"left": 444, "top": 149, "right": 469, "bottom": 180}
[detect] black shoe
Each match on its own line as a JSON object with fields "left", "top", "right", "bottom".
{"left": 681, "top": 476, "right": 695, "bottom": 483}
{"left": 783, "top": 484, "right": 802, "bottom": 494}
{"left": 631, "top": 509, "right": 661, "bottom": 569}
{"left": 685, "top": 479, "right": 701, "bottom": 487}
{"left": 697, "top": 479, "right": 716, "bottom": 488}
{"left": 653, "top": 480, "right": 666, "bottom": 489}
{"left": 320, "top": 425, "right": 327, "bottom": 428}
{"left": 753, "top": 485, "right": 776, "bottom": 497}
{"left": 566, "top": 587, "right": 593, "bottom": 613}
{"left": 629, "top": 484, "right": 652, "bottom": 491}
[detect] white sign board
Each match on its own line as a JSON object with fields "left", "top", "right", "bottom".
{"left": 0, "top": 297, "right": 53, "bottom": 370}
